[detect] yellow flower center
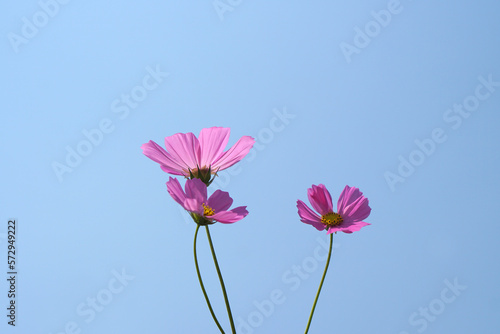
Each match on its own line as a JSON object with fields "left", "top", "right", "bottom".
{"left": 202, "top": 203, "right": 215, "bottom": 216}
{"left": 321, "top": 212, "right": 343, "bottom": 227}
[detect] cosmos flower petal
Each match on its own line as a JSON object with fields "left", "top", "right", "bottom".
{"left": 337, "top": 186, "right": 363, "bottom": 213}
{"left": 198, "top": 127, "right": 231, "bottom": 169}
{"left": 143, "top": 127, "right": 254, "bottom": 178}
{"left": 160, "top": 165, "right": 184, "bottom": 175}
{"left": 342, "top": 198, "right": 371, "bottom": 222}
{"left": 297, "top": 200, "right": 325, "bottom": 231}
{"left": 207, "top": 189, "right": 233, "bottom": 212}
{"left": 164, "top": 132, "right": 201, "bottom": 174}
{"left": 337, "top": 186, "right": 371, "bottom": 222}
{"left": 328, "top": 221, "right": 371, "bottom": 234}
{"left": 165, "top": 178, "right": 247, "bottom": 225}
{"left": 298, "top": 184, "right": 371, "bottom": 234}
{"left": 166, "top": 177, "right": 186, "bottom": 207}
{"left": 212, "top": 136, "right": 255, "bottom": 171}
{"left": 210, "top": 206, "right": 248, "bottom": 224}
{"left": 184, "top": 198, "right": 202, "bottom": 214}
{"left": 307, "top": 184, "right": 333, "bottom": 216}
{"left": 228, "top": 206, "right": 249, "bottom": 217}
{"left": 142, "top": 140, "right": 185, "bottom": 175}
{"left": 184, "top": 178, "right": 207, "bottom": 206}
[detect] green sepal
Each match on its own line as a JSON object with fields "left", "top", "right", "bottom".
{"left": 189, "top": 212, "right": 214, "bottom": 226}
{"left": 187, "top": 165, "right": 220, "bottom": 187}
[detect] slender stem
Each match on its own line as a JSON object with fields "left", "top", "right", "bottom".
{"left": 193, "top": 224, "right": 225, "bottom": 334}
{"left": 304, "top": 233, "right": 333, "bottom": 334}
{"left": 205, "top": 225, "right": 237, "bottom": 334}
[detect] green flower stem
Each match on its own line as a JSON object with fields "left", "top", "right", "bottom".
{"left": 194, "top": 224, "right": 225, "bottom": 334}
{"left": 205, "top": 225, "right": 237, "bottom": 334}
{"left": 304, "top": 233, "right": 333, "bottom": 334}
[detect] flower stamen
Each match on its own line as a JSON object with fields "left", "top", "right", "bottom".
{"left": 202, "top": 203, "right": 215, "bottom": 216}
{"left": 321, "top": 212, "right": 343, "bottom": 228}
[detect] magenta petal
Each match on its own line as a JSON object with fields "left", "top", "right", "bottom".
{"left": 165, "top": 176, "right": 247, "bottom": 224}
{"left": 184, "top": 198, "right": 202, "bottom": 214}
{"left": 337, "top": 186, "right": 371, "bottom": 223}
{"left": 164, "top": 132, "right": 201, "bottom": 173}
{"left": 198, "top": 127, "right": 230, "bottom": 169}
{"left": 229, "top": 206, "right": 249, "bottom": 217}
{"left": 327, "top": 220, "right": 370, "bottom": 234}
{"left": 297, "top": 200, "right": 325, "bottom": 231}
{"left": 307, "top": 184, "right": 333, "bottom": 216}
{"left": 326, "top": 227, "right": 344, "bottom": 234}
{"left": 212, "top": 136, "right": 255, "bottom": 171}
{"left": 211, "top": 206, "right": 248, "bottom": 224}
{"left": 142, "top": 140, "right": 185, "bottom": 175}
{"left": 166, "top": 178, "right": 204, "bottom": 214}
{"left": 184, "top": 178, "right": 207, "bottom": 206}
{"left": 166, "top": 177, "right": 186, "bottom": 207}
{"left": 207, "top": 190, "right": 233, "bottom": 213}
{"left": 342, "top": 198, "right": 371, "bottom": 222}
{"left": 337, "top": 221, "right": 371, "bottom": 234}
{"left": 337, "top": 186, "right": 362, "bottom": 213}
{"left": 299, "top": 184, "right": 371, "bottom": 234}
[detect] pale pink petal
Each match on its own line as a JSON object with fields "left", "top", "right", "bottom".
{"left": 212, "top": 136, "right": 255, "bottom": 171}
{"left": 198, "top": 127, "right": 230, "bottom": 169}
{"left": 166, "top": 177, "right": 186, "bottom": 207}
{"left": 160, "top": 165, "right": 184, "bottom": 175}
{"left": 184, "top": 178, "right": 207, "bottom": 206}
{"left": 164, "top": 132, "right": 201, "bottom": 173}
{"left": 297, "top": 200, "right": 325, "bottom": 231}
{"left": 141, "top": 140, "right": 185, "bottom": 175}
{"left": 307, "top": 184, "right": 333, "bottom": 216}
{"left": 207, "top": 190, "right": 233, "bottom": 213}
{"left": 210, "top": 206, "right": 248, "bottom": 224}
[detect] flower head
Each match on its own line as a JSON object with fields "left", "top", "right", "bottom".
{"left": 167, "top": 177, "right": 248, "bottom": 225}
{"left": 142, "top": 127, "right": 255, "bottom": 185}
{"left": 297, "top": 184, "right": 371, "bottom": 234}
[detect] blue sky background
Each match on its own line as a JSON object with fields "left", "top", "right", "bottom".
{"left": 2, "top": 1, "right": 500, "bottom": 333}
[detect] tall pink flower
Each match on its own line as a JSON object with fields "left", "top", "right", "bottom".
{"left": 297, "top": 184, "right": 371, "bottom": 234}
{"left": 167, "top": 177, "right": 248, "bottom": 225}
{"left": 142, "top": 127, "right": 255, "bottom": 184}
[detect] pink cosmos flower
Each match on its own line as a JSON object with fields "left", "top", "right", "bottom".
{"left": 142, "top": 127, "right": 255, "bottom": 183}
{"left": 166, "top": 177, "right": 248, "bottom": 225}
{"left": 297, "top": 184, "right": 371, "bottom": 234}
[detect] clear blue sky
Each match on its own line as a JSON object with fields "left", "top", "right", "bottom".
{"left": 2, "top": 1, "right": 500, "bottom": 333}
